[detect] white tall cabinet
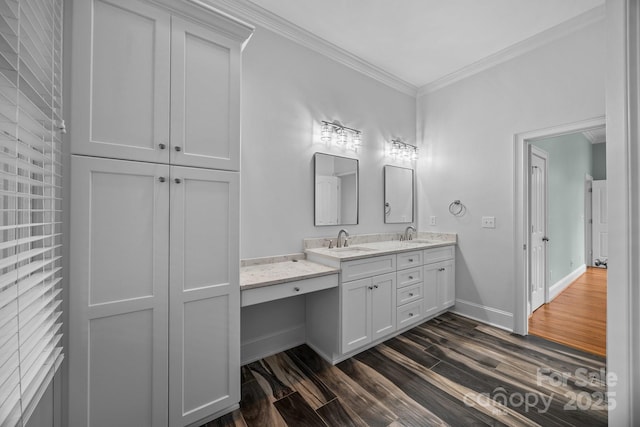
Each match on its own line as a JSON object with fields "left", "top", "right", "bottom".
{"left": 68, "top": 0, "right": 252, "bottom": 426}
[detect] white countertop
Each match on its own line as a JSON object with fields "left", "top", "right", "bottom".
{"left": 240, "top": 259, "right": 339, "bottom": 290}
{"left": 305, "top": 239, "right": 456, "bottom": 262}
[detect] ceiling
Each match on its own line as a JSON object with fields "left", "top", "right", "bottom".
{"left": 246, "top": 0, "right": 604, "bottom": 88}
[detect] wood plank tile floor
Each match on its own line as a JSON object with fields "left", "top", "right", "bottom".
{"left": 205, "top": 313, "right": 607, "bottom": 427}
{"left": 529, "top": 267, "right": 607, "bottom": 357}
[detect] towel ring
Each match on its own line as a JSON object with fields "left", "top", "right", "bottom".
{"left": 449, "top": 200, "right": 466, "bottom": 217}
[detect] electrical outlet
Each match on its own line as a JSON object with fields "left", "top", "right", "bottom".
{"left": 430, "top": 216, "right": 437, "bottom": 226}
{"left": 481, "top": 216, "right": 496, "bottom": 228}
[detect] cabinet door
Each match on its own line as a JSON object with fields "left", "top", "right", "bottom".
{"left": 423, "top": 264, "right": 439, "bottom": 318}
{"left": 170, "top": 17, "right": 241, "bottom": 170}
{"left": 169, "top": 167, "right": 240, "bottom": 426}
{"left": 69, "top": 157, "right": 169, "bottom": 427}
{"left": 71, "top": 0, "right": 171, "bottom": 163}
{"left": 341, "top": 278, "right": 371, "bottom": 353}
{"left": 438, "top": 259, "right": 456, "bottom": 309}
{"left": 371, "top": 273, "right": 396, "bottom": 340}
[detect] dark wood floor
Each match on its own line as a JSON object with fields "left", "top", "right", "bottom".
{"left": 206, "top": 313, "right": 607, "bottom": 427}
{"left": 529, "top": 267, "right": 607, "bottom": 357}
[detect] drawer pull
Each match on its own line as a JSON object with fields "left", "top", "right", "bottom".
{"left": 408, "top": 293, "right": 414, "bottom": 297}
{"left": 438, "top": 267, "right": 445, "bottom": 271}
{"left": 408, "top": 276, "right": 413, "bottom": 280}
{"left": 368, "top": 286, "right": 373, "bottom": 290}
{"left": 373, "top": 284, "right": 379, "bottom": 289}
{"left": 294, "top": 287, "right": 300, "bottom": 292}
{"left": 408, "top": 258, "right": 414, "bottom": 262}
{"left": 408, "top": 313, "right": 414, "bottom": 317}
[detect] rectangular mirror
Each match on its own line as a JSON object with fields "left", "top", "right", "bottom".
{"left": 384, "top": 165, "right": 414, "bottom": 223}
{"left": 314, "top": 153, "right": 359, "bottom": 226}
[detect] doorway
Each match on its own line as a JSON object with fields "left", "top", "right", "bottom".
{"left": 513, "top": 116, "right": 607, "bottom": 340}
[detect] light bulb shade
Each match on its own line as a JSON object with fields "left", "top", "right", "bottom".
{"left": 321, "top": 124, "right": 332, "bottom": 143}
{"left": 352, "top": 132, "right": 361, "bottom": 146}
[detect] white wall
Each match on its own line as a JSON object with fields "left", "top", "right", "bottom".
{"left": 416, "top": 21, "right": 606, "bottom": 329}
{"left": 241, "top": 27, "right": 416, "bottom": 259}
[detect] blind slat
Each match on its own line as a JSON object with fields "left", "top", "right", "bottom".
{"left": 1, "top": 0, "right": 64, "bottom": 425}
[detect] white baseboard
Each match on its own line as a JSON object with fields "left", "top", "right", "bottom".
{"left": 548, "top": 264, "right": 586, "bottom": 302}
{"left": 241, "top": 324, "right": 305, "bottom": 365}
{"left": 450, "top": 299, "right": 514, "bottom": 332}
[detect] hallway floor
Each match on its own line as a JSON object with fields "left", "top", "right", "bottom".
{"left": 207, "top": 313, "right": 606, "bottom": 427}
{"left": 529, "top": 267, "right": 607, "bottom": 357}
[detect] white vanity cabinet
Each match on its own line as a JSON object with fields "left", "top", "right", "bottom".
{"left": 68, "top": 1, "right": 252, "bottom": 426}
{"left": 71, "top": 0, "right": 244, "bottom": 171}
{"left": 423, "top": 246, "right": 456, "bottom": 317}
{"left": 307, "top": 243, "right": 456, "bottom": 364}
{"left": 396, "top": 250, "right": 425, "bottom": 329}
{"left": 341, "top": 272, "right": 397, "bottom": 353}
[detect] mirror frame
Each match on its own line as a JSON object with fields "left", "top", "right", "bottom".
{"left": 384, "top": 165, "right": 415, "bottom": 224}
{"left": 314, "top": 152, "right": 360, "bottom": 226}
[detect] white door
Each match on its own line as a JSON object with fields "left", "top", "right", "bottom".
{"left": 71, "top": 0, "right": 171, "bottom": 162}
{"left": 341, "top": 278, "right": 371, "bottom": 353}
{"left": 170, "top": 17, "right": 242, "bottom": 170}
{"left": 437, "top": 260, "right": 456, "bottom": 309}
{"left": 371, "top": 273, "right": 396, "bottom": 340}
{"left": 529, "top": 145, "right": 548, "bottom": 312}
{"left": 169, "top": 167, "right": 240, "bottom": 426}
{"left": 315, "top": 176, "right": 340, "bottom": 225}
{"left": 423, "top": 265, "right": 439, "bottom": 317}
{"left": 592, "top": 180, "right": 608, "bottom": 265}
{"left": 585, "top": 176, "right": 593, "bottom": 266}
{"left": 69, "top": 156, "right": 170, "bottom": 427}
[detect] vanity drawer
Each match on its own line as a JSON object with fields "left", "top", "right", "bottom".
{"left": 397, "top": 267, "right": 422, "bottom": 289}
{"left": 241, "top": 274, "right": 338, "bottom": 307}
{"left": 341, "top": 254, "right": 396, "bottom": 282}
{"left": 396, "top": 300, "right": 423, "bottom": 329}
{"left": 397, "top": 282, "right": 422, "bottom": 306}
{"left": 423, "top": 246, "right": 455, "bottom": 264}
{"left": 397, "top": 250, "right": 423, "bottom": 269}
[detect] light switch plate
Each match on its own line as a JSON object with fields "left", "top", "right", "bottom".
{"left": 430, "top": 216, "right": 437, "bottom": 225}
{"left": 482, "top": 216, "right": 496, "bottom": 228}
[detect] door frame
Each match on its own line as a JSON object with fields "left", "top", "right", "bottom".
{"left": 584, "top": 174, "right": 593, "bottom": 267}
{"left": 528, "top": 144, "right": 549, "bottom": 313}
{"left": 513, "top": 116, "right": 605, "bottom": 335}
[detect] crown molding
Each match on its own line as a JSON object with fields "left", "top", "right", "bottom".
{"left": 417, "top": 4, "right": 606, "bottom": 97}
{"left": 207, "top": 0, "right": 418, "bottom": 97}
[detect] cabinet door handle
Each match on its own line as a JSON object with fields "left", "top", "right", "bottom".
{"left": 174, "top": 178, "right": 182, "bottom": 184}
{"left": 158, "top": 143, "right": 166, "bottom": 150}
{"left": 158, "top": 177, "right": 165, "bottom": 183}
{"left": 438, "top": 267, "right": 445, "bottom": 271}
{"left": 368, "top": 286, "right": 373, "bottom": 290}
{"left": 294, "top": 287, "right": 300, "bottom": 292}
{"left": 175, "top": 146, "right": 182, "bottom": 152}
{"left": 373, "top": 284, "right": 379, "bottom": 289}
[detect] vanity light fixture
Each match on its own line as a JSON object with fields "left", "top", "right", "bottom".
{"left": 320, "top": 120, "right": 362, "bottom": 152}
{"left": 388, "top": 138, "right": 418, "bottom": 161}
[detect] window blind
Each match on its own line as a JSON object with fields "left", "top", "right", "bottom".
{"left": 0, "top": 0, "right": 64, "bottom": 425}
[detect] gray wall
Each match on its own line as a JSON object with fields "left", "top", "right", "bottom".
{"left": 240, "top": 27, "right": 416, "bottom": 259}
{"left": 416, "top": 20, "right": 606, "bottom": 329}
{"left": 592, "top": 142, "right": 607, "bottom": 179}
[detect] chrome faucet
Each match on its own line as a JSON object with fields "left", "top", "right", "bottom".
{"left": 404, "top": 225, "right": 416, "bottom": 241}
{"left": 336, "top": 229, "right": 350, "bottom": 248}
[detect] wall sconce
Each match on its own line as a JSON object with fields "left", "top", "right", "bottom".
{"left": 321, "top": 120, "right": 362, "bottom": 152}
{"left": 387, "top": 138, "right": 418, "bottom": 161}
